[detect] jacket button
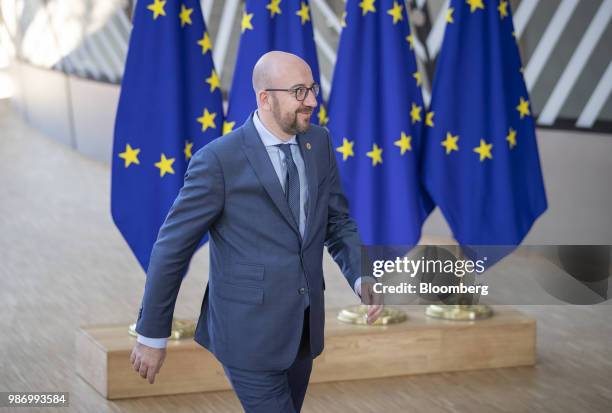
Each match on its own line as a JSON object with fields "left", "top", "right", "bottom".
{"left": 298, "top": 287, "right": 306, "bottom": 294}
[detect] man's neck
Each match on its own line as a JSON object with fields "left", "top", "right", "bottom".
{"left": 257, "top": 110, "right": 294, "bottom": 142}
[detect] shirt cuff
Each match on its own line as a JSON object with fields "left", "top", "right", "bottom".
{"left": 354, "top": 276, "right": 378, "bottom": 297}
{"left": 137, "top": 334, "right": 168, "bottom": 349}
{"left": 353, "top": 277, "right": 361, "bottom": 296}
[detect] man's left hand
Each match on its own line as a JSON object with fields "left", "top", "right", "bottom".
{"left": 359, "top": 282, "right": 384, "bottom": 325}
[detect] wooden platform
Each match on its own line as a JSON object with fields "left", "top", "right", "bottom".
{"left": 76, "top": 307, "right": 536, "bottom": 399}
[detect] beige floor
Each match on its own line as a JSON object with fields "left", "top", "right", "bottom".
{"left": 1, "top": 100, "right": 611, "bottom": 413}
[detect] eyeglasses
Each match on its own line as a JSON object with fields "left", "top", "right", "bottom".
{"left": 265, "top": 83, "right": 320, "bottom": 101}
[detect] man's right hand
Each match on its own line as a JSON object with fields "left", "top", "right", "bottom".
{"left": 130, "top": 342, "right": 167, "bottom": 384}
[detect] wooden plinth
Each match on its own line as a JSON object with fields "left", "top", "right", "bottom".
{"left": 76, "top": 307, "right": 536, "bottom": 399}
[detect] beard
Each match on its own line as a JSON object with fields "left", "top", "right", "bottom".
{"left": 271, "top": 95, "right": 313, "bottom": 135}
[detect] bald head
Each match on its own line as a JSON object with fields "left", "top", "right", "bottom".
{"left": 252, "top": 51, "right": 312, "bottom": 94}
{"left": 252, "top": 51, "right": 318, "bottom": 139}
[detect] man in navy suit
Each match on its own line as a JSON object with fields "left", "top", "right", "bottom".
{"left": 130, "top": 51, "right": 383, "bottom": 412}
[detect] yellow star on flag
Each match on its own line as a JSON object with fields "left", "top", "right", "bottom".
{"left": 179, "top": 4, "right": 193, "bottom": 27}
{"left": 359, "top": 0, "right": 376, "bottom": 16}
{"left": 147, "top": 0, "right": 166, "bottom": 20}
{"left": 296, "top": 2, "right": 310, "bottom": 25}
{"left": 410, "top": 102, "right": 422, "bottom": 123}
{"left": 197, "top": 32, "right": 212, "bottom": 54}
{"left": 498, "top": 0, "right": 509, "bottom": 19}
{"left": 206, "top": 70, "right": 221, "bottom": 92}
{"left": 425, "top": 111, "right": 435, "bottom": 127}
{"left": 318, "top": 105, "right": 329, "bottom": 126}
{"left": 441, "top": 132, "right": 459, "bottom": 155}
{"left": 155, "top": 153, "right": 175, "bottom": 177}
{"left": 473, "top": 139, "right": 493, "bottom": 161}
{"left": 516, "top": 97, "right": 530, "bottom": 118}
{"left": 466, "top": 0, "right": 484, "bottom": 13}
{"left": 506, "top": 127, "right": 517, "bottom": 149}
{"left": 366, "top": 143, "right": 383, "bottom": 166}
{"left": 387, "top": 1, "right": 403, "bottom": 24}
{"left": 118, "top": 144, "right": 140, "bottom": 168}
{"left": 446, "top": 7, "right": 454, "bottom": 23}
{"left": 223, "top": 121, "right": 236, "bottom": 135}
{"left": 394, "top": 132, "right": 412, "bottom": 155}
{"left": 197, "top": 108, "right": 217, "bottom": 132}
{"left": 406, "top": 34, "right": 414, "bottom": 50}
{"left": 266, "top": 0, "right": 282, "bottom": 17}
{"left": 341, "top": 11, "right": 347, "bottom": 27}
{"left": 413, "top": 71, "right": 422, "bottom": 86}
{"left": 184, "top": 141, "right": 194, "bottom": 160}
{"left": 336, "top": 138, "right": 355, "bottom": 161}
{"left": 241, "top": 11, "right": 254, "bottom": 33}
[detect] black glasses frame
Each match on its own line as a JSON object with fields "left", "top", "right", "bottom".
{"left": 265, "top": 84, "right": 320, "bottom": 101}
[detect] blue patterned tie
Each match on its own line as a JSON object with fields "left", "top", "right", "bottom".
{"left": 277, "top": 144, "right": 301, "bottom": 230}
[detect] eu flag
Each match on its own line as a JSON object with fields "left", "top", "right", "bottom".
{"left": 111, "top": 0, "right": 224, "bottom": 271}
{"left": 225, "top": 0, "right": 325, "bottom": 132}
{"left": 326, "top": 0, "right": 433, "bottom": 245}
{"left": 422, "top": 0, "right": 547, "bottom": 247}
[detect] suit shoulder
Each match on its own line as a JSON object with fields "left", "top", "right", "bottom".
{"left": 201, "top": 128, "right": 243, "bottom": 155}
{"left": 306, "top": 123, "right": 330, "bottom": 140}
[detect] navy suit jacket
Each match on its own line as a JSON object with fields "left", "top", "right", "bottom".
{"left": 135, "top": 113, "right": 363, "bottom": 371}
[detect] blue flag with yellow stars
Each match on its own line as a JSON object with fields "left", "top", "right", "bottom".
{"left": 326, "top": 0, "right": 434, "bottom": 245}
{"left": 422, "top": 0, "right": 547, "bottom": 248}
{"left": 111, "top": 0, "right": 223, "bottom": 272}
{"left": 224, "top": 0, "right": 326, "bottom": 133}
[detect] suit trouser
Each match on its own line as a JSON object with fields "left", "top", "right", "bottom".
{"left": 222, "top": 306, "right": 313, "bottom": 413}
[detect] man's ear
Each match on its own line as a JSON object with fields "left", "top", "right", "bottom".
{"left": 258, "top": 90, "right": 271, "bottom": 111}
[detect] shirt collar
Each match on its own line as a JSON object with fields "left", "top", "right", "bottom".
{"left": 253, "top": 110, "right": 297, "bottom": 147}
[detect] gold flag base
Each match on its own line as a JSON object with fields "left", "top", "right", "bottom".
{"left": 128, "top": 318, "right": 196, "bottom": 340}
{"left": 425, "top": 304, "right": 493, "bottom": 320}
{"left": 337, "top": 305, "right": 407, "bottom": 325}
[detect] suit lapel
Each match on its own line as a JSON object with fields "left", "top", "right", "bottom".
{"left": 241, "top": 114, "right": 301, "bottom": 239}
{"left": 298, "top": 133, "right": 318, "bottom": 247}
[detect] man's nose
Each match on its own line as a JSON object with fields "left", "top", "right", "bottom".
{"left": 304, "top": 89, "right": 318, "bottom": 107}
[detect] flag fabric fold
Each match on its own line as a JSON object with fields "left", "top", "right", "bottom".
{"left": 327, "top": 0, "right": 434, "bottom": 246}
{"left": 225, "top": 0, "right": 325, "bottom": 132}
{"left": 422, "top": 0, "right": 547, "bottom": 248}
{"left": 111, "top": 0, "right": 224, "bottom": 272}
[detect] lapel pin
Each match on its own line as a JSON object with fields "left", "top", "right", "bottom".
{"left": 306, "top": 142, "right": 312, "bottom": 150}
